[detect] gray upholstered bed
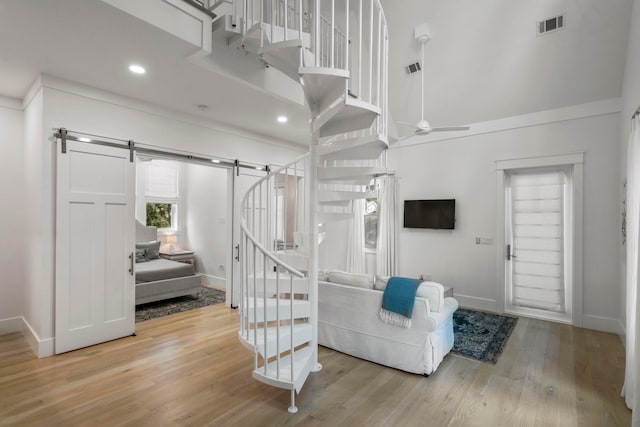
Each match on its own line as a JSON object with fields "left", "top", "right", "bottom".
{"left": 135, "top": 221, "right": 201, "bottom": 305}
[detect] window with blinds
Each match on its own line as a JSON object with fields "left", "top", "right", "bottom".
{"left": 509, "top": 171, "right": 566, "bottom": 313}
{"left": 146, "top": 161, "right": 179, "bottom": 199}
{"left": 145, "top": 161, "right": 179, "bottom": 229}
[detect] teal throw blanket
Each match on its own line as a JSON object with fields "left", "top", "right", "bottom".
{"left": 379, "top": 276, "right": 422, "bottom": 328}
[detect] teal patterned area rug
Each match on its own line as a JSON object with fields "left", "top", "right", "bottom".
{"left": 135, "top": 286, "right": 226, "bottom": 323}
{"left": 452, "top": 308, "right": 518, "bottom": 364}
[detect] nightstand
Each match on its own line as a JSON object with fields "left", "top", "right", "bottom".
{"left": 159, "top": 250, "right": 195, "bottom": 265}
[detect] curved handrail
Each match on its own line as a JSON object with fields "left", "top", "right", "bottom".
{"left": 235, "top": 0, "right": 389, "bottom": 410}
{"left": 240, "top": 151, "right": 309, "bottom": 214}
{"left": 240, "top": 219, "right": 305, "bottom": 278}
{"left": 374, "top": 0, "right": 388, "bottom": 32}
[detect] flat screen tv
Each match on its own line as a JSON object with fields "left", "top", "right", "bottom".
{"left": 404, "top": 199, "right": 456, "bottom": 229}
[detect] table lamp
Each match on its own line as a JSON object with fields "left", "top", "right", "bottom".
{"left": 164, "top": 234, "right": 177, "bottom": 254}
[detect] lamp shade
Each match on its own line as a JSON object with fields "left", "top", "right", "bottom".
{"left": 164, "top": 234, "right": 177, "bottom": 244}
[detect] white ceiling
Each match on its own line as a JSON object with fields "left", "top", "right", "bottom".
{"left": 0, "top": 0, "right": 311, "bottom": 145}
{"left": 0, "top": 0, "right": 634, "bottom": 145}
{"left": 381, "top": 0, "right": 633, "bottom": 132}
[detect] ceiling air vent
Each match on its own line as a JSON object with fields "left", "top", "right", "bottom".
{"left": 537, "top": 15, "right": 565, "bottom": 36}
{"left": 405, "top": 62, "right": 421, "bottom": 75}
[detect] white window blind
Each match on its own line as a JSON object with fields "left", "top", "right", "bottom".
{"left": 510, "top": 171, "right": 565, "bottom": 313}
{"left": 145, "top": 161, "right": 179, "bottom": 199}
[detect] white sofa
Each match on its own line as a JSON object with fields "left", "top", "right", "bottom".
{"left": 318, "top": 272, "right": 458, "bottom": 375}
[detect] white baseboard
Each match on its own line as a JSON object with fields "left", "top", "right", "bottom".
{"left": 582, "top": 314, "right": 621, "bottom": 334}
{"left": 454, "top": 294, "right": 497, "bottom": 312}
{"left": 22, "top": 318, "right": 54, "bottom": 358}
{"left": 200, "top": 273, "right": 226, "bottom": 290}
{"left": 0, "top": 316, "right": 54, "bottom": 358}
{"left": 0, "top": 316, "right": 24, "bottom": 335}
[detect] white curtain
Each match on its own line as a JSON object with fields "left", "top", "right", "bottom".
{"left": 376, "top": 176, "right": 399, "bottom": 276}
{"left": 346, "top": 198, "right": 366, "bottom": 273}
{"left": 624, "top": 116, "right": 640, "bottom": 426}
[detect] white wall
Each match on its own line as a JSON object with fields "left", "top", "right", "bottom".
{"left": 389, "top": 103, "right": 621, "bottom": 332}
{"left": 619, "top": 0, "right": 640, "bottom": 334}
{"left": 319, "top": 222, "right": 349, "bottom": 272}
{"left": 18, "top": 75, "right": 303, "bottom": 356}
{"left": 381, "top": 0, "right": 633, "bottom": 131}
{"left": 184, "top": 163, "right": 228, "bottom": 289}
{"left": 22, "top": 86, "right": 55, "bottom": 356}
{"left": 0, "top": 99, "right": 26, "bottom": 329}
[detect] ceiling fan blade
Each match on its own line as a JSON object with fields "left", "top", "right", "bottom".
{"left": 394, "top": 133, "right": 418, "bottom": 143}
{"left": 431, "top": 126, "right": 470, "bottom": 132}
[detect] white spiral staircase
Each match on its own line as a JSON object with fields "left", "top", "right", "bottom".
{"left": 214, "top": 0, "right": 390, "bottom": 412}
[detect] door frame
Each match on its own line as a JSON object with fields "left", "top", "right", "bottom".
{"left": 54, "top": 128, "right": 275, "bottom": 313}
{"left": 227, "top": 167, "right": 267, "bottom": 308}
{"left": 495, "top": 152, "right": 584, "bottom": 326}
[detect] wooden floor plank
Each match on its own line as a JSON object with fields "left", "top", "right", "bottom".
{"left": 0, "top": 305, "right": 631, "bottom": 427}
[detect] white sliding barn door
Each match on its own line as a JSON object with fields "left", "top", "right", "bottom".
{"left": 230, "top": 169, "right": 262, "bottom": 308}
{"left": 55, "top": 140, "right": 135, "bottom": 354}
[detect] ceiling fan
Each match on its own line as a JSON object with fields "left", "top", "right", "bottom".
{"left": 396, "top": 26, "right": 470, "bottom": 142}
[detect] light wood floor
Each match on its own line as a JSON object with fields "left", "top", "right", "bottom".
{"left": 0, "top": 305, "right": 631, "bottom": 427}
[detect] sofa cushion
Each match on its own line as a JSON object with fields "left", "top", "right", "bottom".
{"left": 136, "top": 240, "right": 161, "bottom": 260}
{"left": 318, "top": 269, "right": 329, "bottom": 282}
{"left": 374, "top": 275, "right": 389, "bottom": 291}
{"left": 327, "top": 270, "right": 374, "bottom": 289}
{"left": 375, "top": 275, "right": 445, "bottom": 312}
{"left": 135, "top": 248, "right": 148, "bottom": 263}
{"left": 417, "top": 281, "right": 445, "bottom": 313}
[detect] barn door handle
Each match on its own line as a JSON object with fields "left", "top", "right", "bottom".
{"left": 235, "top": 244, "right": 240, "bottom": 261}
{"left": 506, "top": 244, "right": 517, "bottom": 261}
{"left": 128, "top": 252, "right": 134, "bottom": 275}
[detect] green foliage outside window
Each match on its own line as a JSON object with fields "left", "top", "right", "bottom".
{"left": 146, "top": 203, "right": 173, "bottom": 228}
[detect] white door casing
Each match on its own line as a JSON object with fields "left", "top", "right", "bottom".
{"left": 496, "top": 152, "right": 584, "bottom": 326}
{"left": 55, "top": 140, "right": 135, "bottom": 354}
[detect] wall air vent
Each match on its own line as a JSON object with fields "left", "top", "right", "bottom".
{"left": 537, "top": 15, "right": 565, "bottom": 36}
{"left": 405, "top": 62, "right": 421, "bottom": 75}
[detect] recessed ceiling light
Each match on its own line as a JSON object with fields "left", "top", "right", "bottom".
{"left": 255, "top": 166, "right": 262, "bottom": 170}
{"left": 128, "top": 64, "right": 146, "bottom": 75}
{"left": 78, "top": 137, "right": 92, "bottom": 142}
{"left": 211, "top": 159, "right": 220, "bottom": 163}
{"left": 277, "top": 115, "right": 288, "bottom": 123}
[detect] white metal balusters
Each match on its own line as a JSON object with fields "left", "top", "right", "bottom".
{"left": 236, "top": 0, "right": 389, "bottom": 94}
{"left": 233, "top": 0, "right": 389, "bottom": 413}
{"left": 239, "top": 153, "right": 311, "bottom": 412}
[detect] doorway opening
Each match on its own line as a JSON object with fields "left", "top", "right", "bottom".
{"left": 54, "top": 128, "right": 268, "bottom": 353}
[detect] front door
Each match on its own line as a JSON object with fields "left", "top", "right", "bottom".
{"left": 55, "top": 139, "right": 136, "bottom": 354}
{"left": 504, "top": 168, "right": 572, "bottom": 323}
